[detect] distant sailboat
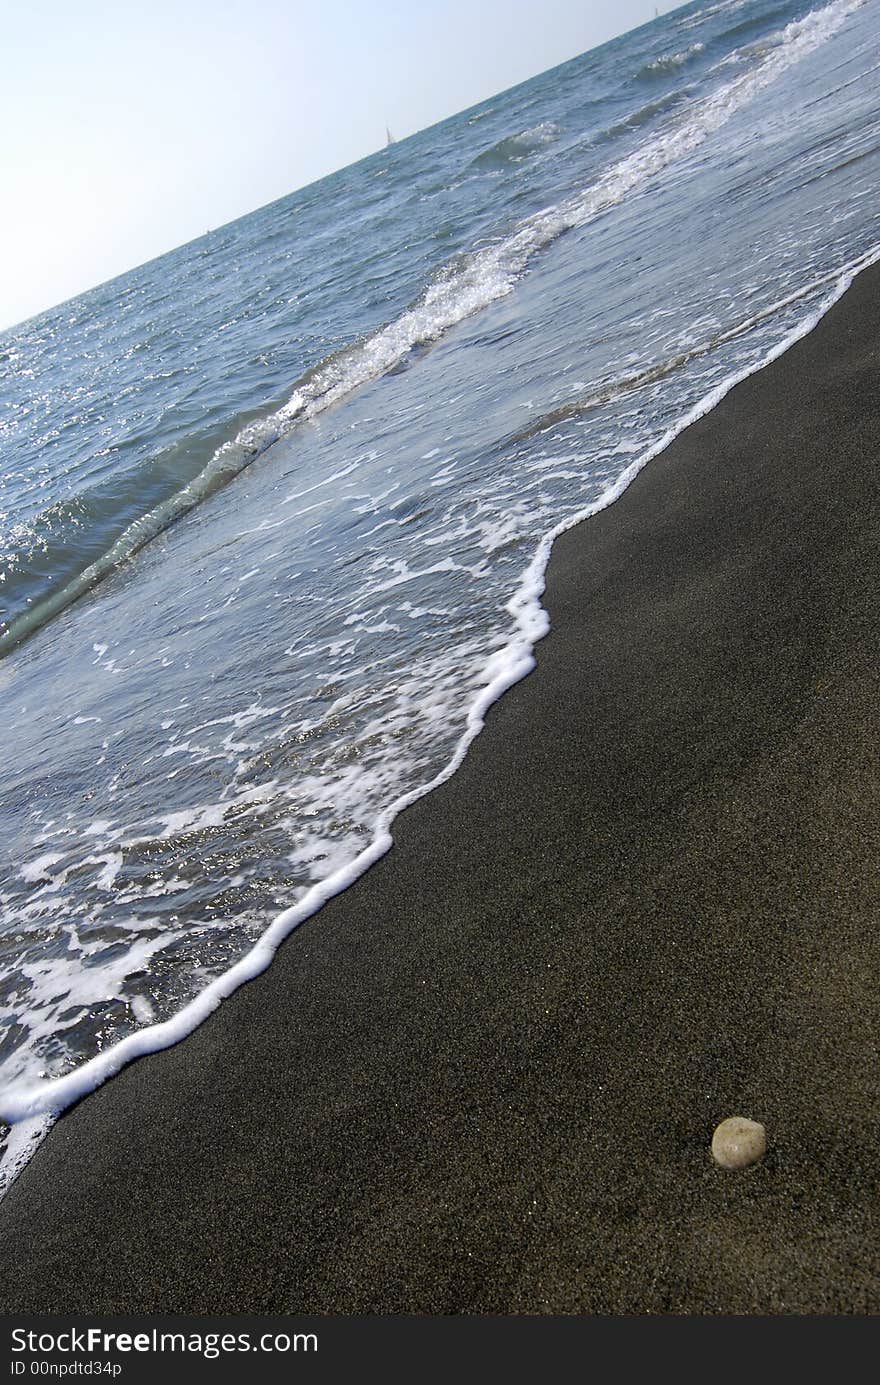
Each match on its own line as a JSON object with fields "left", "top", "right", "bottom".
{"left": 386, "top": 126, "right": 396, "bottom": 147}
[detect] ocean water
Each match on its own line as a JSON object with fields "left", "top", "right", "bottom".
{"left": 2, "top": 0, "right": 879, "bottom": 1189}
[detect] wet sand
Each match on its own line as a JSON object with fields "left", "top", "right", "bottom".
{"left": 1, "top": 263, "right": 878, "bottom": 1315}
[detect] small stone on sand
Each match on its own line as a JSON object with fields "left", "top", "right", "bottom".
{"left": 711, "top": 1116, "right": 766, "bottom": 1170}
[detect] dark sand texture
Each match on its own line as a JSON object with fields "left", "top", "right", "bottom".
{"left": 1, "top": 263, "right": 879, "bottom": 1315}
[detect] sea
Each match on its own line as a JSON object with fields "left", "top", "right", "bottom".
{"left": 2, "top": 0, "right": 879, "bottom": 1192}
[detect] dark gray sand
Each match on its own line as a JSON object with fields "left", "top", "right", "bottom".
{"left": 2, "top": 264, "right": 879, "bottom": 1316}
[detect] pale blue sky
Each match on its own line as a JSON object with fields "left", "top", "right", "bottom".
{"left": 1, "top": 1, "right": 685, "bottom": 329}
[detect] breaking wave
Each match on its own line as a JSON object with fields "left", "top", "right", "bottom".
{"left": 636, "top": 40, "right": 706, "bottom": 78}
{"left": 0, "top": 0, "right": 863, "bottom": 660}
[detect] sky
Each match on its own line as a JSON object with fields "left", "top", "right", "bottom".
{"left": 1, "top": 0, "right": 686, "bottom": 330}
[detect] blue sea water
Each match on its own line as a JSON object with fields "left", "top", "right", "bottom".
{"left": 1, "top": 0, "right": 879, "bottom": 1184}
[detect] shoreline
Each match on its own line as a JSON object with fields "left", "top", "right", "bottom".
{"left": 1, "top": 261, "right": 879, "bottom": 1313}
{"left": 3, "top": 250, "right": 871, "bottom": 1139}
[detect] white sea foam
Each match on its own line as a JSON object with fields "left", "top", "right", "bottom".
{"left": 19, "top": 853, "right": 64, "bottom": 884}
{"left": 0, "top": 1116, "right": 54, "bottom": 1200}
{"left": 639, "top": 41, "right": 707, "bottom": 76}
{"left": 1, "top": 241, "right": 876, "bottom": 1148}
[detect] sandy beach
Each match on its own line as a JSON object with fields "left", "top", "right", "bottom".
{"left": 1, "top": 261, "right": 878, "bottom": 1316}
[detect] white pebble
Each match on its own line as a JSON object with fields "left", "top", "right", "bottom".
{"left": 711, "top": 1116, "right": 767, "bottom": 1170}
